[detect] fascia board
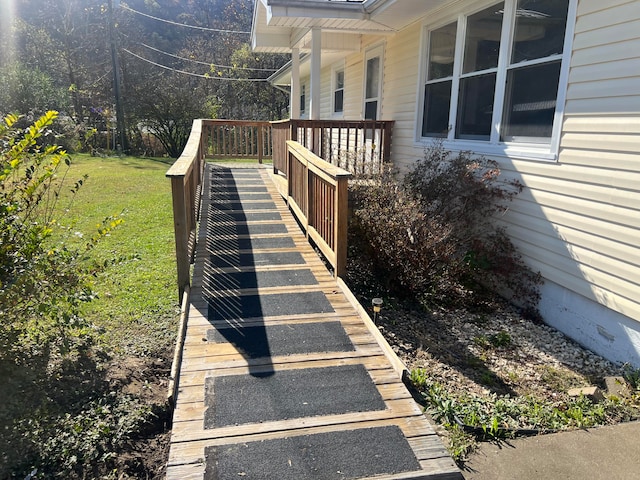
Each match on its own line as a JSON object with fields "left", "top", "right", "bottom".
{"left": 267, "top": 0, "right": 368, "bottom": 21}
{"left": 268, "top": 53, "right": 312, "bottom": 85}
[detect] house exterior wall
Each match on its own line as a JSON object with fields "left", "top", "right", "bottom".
{"left": 311, "top": 0, "right": 640, "bottom": 366}
{"left": 534, "top": 0, "right": 640, "bottom": 365}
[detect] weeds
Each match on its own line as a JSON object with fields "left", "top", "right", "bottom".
{"left": 409, "top": 368, "right": 640, "bottom": 463}
{"left": 472, "top": 330, "right": 512, "bottom": 350}
{"left": 12, "top": 394, "right": 154, "bottom": 478}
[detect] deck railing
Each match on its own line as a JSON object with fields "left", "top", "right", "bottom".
{"left": 201, "top": 119, "right": 272, "bottom": 162}
{"left": 286, "top": 140, "right": 351, "bottom": 277}
{"left": 166, "top": 119, "right": 206, "bottom": 301}
{"left": 271, "top": 119, "right": 292, "bottom": 173}
{"left": 273, "top": 120, "right": 394, "bottom": 178}
{"left": 195, "top": 118, "right": 393, "bottom": 176}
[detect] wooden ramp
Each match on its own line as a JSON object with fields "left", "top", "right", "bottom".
{"left": 166, "top": 165, "right": 462, "bottom": 480}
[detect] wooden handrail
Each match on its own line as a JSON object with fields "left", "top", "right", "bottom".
{"left": 286, "top": 140, "right": 351, "bottom": 277}
{"left": 201, "top": 119, "right": 272, "bottom": 162}
{"left": 271, "top": 119, "right": 291, "bottom": 176}
{"left": 271, "top": 119, "right": 394, "bottom": 178}
{"left": 166, "top": 119, "right": 205, "bottom": 301}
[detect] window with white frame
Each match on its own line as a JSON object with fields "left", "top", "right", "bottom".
{"left": 421, "top": 0, "right": 570, "bottom": 148}
{"left": 300, "top": 84, "right": 306, "bottom": 115}
{"left": 333, "top": 69, "right": 345, "bottom": 114}
{"left": 364, "top": 46, "right": 383, "bottom": 120}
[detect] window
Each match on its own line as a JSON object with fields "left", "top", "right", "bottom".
{"left": 422, "top": 21, "right": 456, "bottom": 137}
{"left": 364, "top": 46, "right": 383, "bottom": 120}
{"left": 420, "top": 0, "right": 571, "bottom": 151}
{"left": 300, "top": 84, "right": 306, "bottom": 115}
{"left": 333, "top": 69, "right": 344, "bottom": 114}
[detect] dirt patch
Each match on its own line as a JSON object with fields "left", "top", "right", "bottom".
{"left": 105, "top": 355, "right": 174, "bottom": 479}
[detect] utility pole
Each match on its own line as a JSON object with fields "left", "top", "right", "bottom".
{"left": 107, "top": 0, "right": 128, "bottom": 154}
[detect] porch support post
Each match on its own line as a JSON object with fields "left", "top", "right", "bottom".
{"left": 290, "top": 47, "right": 301, "bottom": 119}
{"left": 310, "top": 27, "right": 321, "bottom": 121}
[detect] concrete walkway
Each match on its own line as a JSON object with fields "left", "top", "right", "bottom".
{"left": 166, "top": 165, "right": 462, "bottom": 480}
{"left": 463, "top": 420, "right": 640, "bottom": 480}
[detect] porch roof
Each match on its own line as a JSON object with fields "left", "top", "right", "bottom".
{"left": 251, "top": 0, "right": 450, "bottom": 54}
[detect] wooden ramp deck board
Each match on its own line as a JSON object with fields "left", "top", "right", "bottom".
{"left": 167, "top": 165, "right": 462, "bottom": 480}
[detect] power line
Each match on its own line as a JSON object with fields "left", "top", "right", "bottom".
{"left": 138, "top": 42, "right": 277, "bottom": 72}
{"left": 122, "top": 48, "right": 268, "bottom": 82}
{"left": 120, "top": 4, "right": 251, "bottom": 34}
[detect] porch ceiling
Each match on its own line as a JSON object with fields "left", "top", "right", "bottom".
{"left": 252, "top": 0, "right": 450, "bottom": 53}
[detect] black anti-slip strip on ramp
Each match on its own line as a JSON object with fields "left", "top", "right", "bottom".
{"left": 210, "top": 193, "right": 273, "bottom": 201}
{"left": 204, "top": 364, "right": 385, "bottom": 428}
{"left": 210, "top": 211, "right": 282, "bottom": 222}
{"left": 208, "top": 251, "right": 305, "bottom": 268}
{"left": 203, "top": 425, "right": 421, "bottom": 480}
{"left": 212, "top": 186, "right": 268, "bottom": 194}
{"left": 206, "top": 222, "right": 288, "bottom": 236}
{"left": 209, "top": 201, "right": 276, "bottom": 211}
{"left": 206, "top": 268, "right": 319, "bottom": 291}
{"left": 207, "top": 291, "right": 334, "bottom": 320}
{"left": 207, "top": 321, "right": 354, "bottom": 358}
{"left": 206, "top": 236, "right": 296, "bottom": 252}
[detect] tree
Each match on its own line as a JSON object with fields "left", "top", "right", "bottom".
{"left": 4, "top": 0, "right": 290, "bottom": 156}
{"left": 227, "top": 44, "right": 289, "bottom": 120}
{"left": 12, "top": 0, "right": 112, "bottom": 120}
{"left": 125, "top": 71, "right": 213, "bottom": 157}
{"left": 0, "top": 62, "right": 70, "bottom": 115}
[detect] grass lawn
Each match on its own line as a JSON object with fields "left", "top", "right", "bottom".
{"left": 56, "top": 153, "right": 181, "bottom": 357}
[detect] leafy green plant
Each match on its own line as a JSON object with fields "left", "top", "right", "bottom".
{"left": 409, "top": 368, "right": 640, "bottom": 464}
{"left": 12, "top": 394, "right": 156, "bottom": 478}
{"left": 446, "top": 424, "right": 477, "bottom": 463}
{"left": 490, "top": 330, "right": 512, "bottom": 348}
{"left": 493, "top": 331, "right": 511, "bottom": 347}
{"left": 623, "top": 364, "right": 640, "bottom": 391}
{"left": 2, "top": 112, "right": 83, "bottom": 357}
{"left": 0, "top": 112, "right": 165, "bottom": 479}
{"left": 473, "top": 334, "right": 491, "bottom": 349}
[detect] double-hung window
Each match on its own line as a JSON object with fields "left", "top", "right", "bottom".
{"left": 421, "top": 0, "right": 571, "bottom": 154}
{"left": 333, "top": 68, "right": 345, "bottom": 114}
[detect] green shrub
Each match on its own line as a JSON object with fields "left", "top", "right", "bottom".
{"left": 349, "top": 141, "right": 541, "bottom": 311}
{"left": 0, "top": 112, "right": 137, "bottom": 478}
{"left": 0, "top": 111, "right": 120, "bottom": 360}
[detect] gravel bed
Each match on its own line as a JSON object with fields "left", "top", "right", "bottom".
{"left": 374, "top": 299, "right": 624, "bottom": 401}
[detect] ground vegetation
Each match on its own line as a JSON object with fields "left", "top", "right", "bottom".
{"left": 0, "top": 112, "right": 177, "bottom": 478}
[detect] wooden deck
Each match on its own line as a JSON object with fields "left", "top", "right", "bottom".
{"left": 166, "top": 164, "right": 462, "bottom": 480}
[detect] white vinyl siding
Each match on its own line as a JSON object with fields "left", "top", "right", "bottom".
{"left": 343, "top": 56, "right": 363, "bottom": 119}
{"left": 319, "top": 65, "right": 333, "bottom": 118}
{"left": 501, "top": 0, "right": 640, "bottom": 322}
{"left": 367, "top": 0, "right": 640, "bottom": 324}
{"left": 374, "top": 24, "right": 422, "bottom": 161}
